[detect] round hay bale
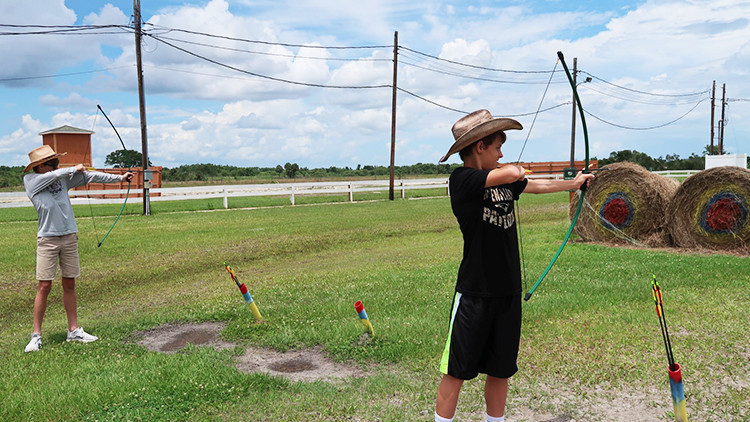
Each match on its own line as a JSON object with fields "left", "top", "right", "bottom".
{"left": 570, "top": 161, "right": 679, "bottom": 247}
{"left": 667, "top": 166, "right": 750, "bottom": 253}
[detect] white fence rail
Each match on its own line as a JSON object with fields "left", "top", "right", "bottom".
{"left": 0, "top": 171, "right": 694, "bottom": 209}
{"left": 0, "top": 178, "right": 451, "bottom": 209}
{"left": 652, "top": 170, "right": 700, "bottom": 177}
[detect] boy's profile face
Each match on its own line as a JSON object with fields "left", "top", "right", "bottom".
{"left": 475, "top": 133, "right": 505, "bottom": 170}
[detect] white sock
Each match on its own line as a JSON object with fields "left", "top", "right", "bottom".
{"left": 435, "top": 412, "right": 453, "bottom": 422}
{"left": 486, "top": 414, "right": 505, "bottom": 422}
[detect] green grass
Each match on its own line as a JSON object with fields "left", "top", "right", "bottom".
{"left": 0, "top": 192, "right": 747, "bottom": 421}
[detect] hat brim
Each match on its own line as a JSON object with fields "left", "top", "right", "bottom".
{"left": 439, "top": 118, "right": 522, "bottom": 162}
{"left": 24, "top": 152, "right": 66, "bottom": 172}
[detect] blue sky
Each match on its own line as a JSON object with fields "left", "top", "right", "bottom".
{"left": 1, "top": 0, "right": 749, "bottom": 169}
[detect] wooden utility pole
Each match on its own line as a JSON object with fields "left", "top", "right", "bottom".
{"left": 569, "top": 57, "right": 577, "bottom": 169}
{"left": 710, "top": 80, "right": 716, "bottom": 154}
{"left": 389, "top": 31, "right": 398, "bottom": 201}
{"left": 134, "top": 0, "right": 150, "bottom": 215}
{"left": 719, "top": 83, "right": 726, "bottom": 155}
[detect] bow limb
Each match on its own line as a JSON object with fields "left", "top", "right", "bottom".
{"left": 524, "top": 51, "right": 590, "bottom": 301}
{"left": 96, "top": 105, "right": 131, "bottom": 248}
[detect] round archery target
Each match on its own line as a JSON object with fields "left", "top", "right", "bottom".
{"left": 668, "top": 166, "right": 750, "bottom": 253}
{"left": 599, "top": 191, "right": 636, "bottom": 230}
{"left": 572, "top": 161, "right": 677, "bottom": 247}
{"left": 698, "top": 191, "right": 748, "bottom": 234}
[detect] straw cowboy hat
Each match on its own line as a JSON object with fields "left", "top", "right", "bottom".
{"left": 439, "top": 109, "right": 523, "bottom": 162}
{"left": 24, "top": 145, "right": 67, "bottom": 172}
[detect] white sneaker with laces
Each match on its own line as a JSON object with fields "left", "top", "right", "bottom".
{"left": 25, "top": 333, "right": 42, "bottom": 352}
{"left": 66, "top": 327, "right": 98, "bottom": 343}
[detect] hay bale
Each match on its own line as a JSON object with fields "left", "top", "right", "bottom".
{"left": 570, "top": 161, "right": 679, "bottom": 247}
{"left": 667, "top": 166, "right": 750, "bottom": 254}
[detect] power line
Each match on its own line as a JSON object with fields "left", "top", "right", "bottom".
{"left": 0, "top": 24, "right": 131, "bottom": 36}
{"left": 398, "top": 46, "right": 555, "bottom": 74}
{"left": 580, "top": 71, "right": 709, "bottom": 98}
{"left": 583, "top": 97, "right": 708, "bottom": 130}
{"left": 153, "top": 34, "right": 391, "bottom": 62}
{"left": 0, "top": 65, "right": 134, "bottom": 82}
{"left": 398, "top": 57, "right": 566, "bottom": 85}
{"left": 146, "top": 33, "right": 391, "bottom": 89}
{"left": 580, "top": 83, "right": 709, "bottom": 106}
{"left": 397, "top": 86, "right": 571, "bottom": 117}
{"left": 146, "top": 24, "right": 390, "bottom": 50}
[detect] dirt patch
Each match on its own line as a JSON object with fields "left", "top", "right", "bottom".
{"left": 235, "top": 345, "right": 364, "bottom": 382}
{"left": 133, "top": 322, "right": 363, "bottom": 382}
{"left": 134, "top": 322, "right": 236, "bottom": 353}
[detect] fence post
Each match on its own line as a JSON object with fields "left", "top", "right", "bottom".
{"left": 290, "top": 186, "right": 295, "bottom": 205}
{"left": 348, "top": 184, "right": 354, "bottom": 202}
{"left": 446, "top": 180, "right": 450, "bottom": 197}
{"left": 400, "top": 181, "right": 405, "bottom": 199}
{"left": 223, "top": 188, "right": 228, "bottom": 209}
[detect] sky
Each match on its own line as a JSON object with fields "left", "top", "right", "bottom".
{"left": 1, "top": 0, "right": 749, "bottom": 170}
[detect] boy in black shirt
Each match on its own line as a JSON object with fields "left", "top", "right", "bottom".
{"left": 434, "top": 110, "right": 594, "bottom": 422}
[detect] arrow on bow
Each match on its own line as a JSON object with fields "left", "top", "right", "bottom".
{"left": 95, "top": 104, "right": 132, "bottom": 247}
{"left": 523, "top": 51, "right": 591, "bottom": 301}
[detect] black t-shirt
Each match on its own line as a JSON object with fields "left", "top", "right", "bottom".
{"left": 449, "top": 166, "right": 528, "bottom": 297}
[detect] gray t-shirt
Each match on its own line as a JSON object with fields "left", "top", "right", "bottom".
{"left": 24, "top": 167, "right": 124, "bottom": 237}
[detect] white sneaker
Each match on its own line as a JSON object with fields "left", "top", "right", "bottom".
{"left": 25, "top": 333, "right": 42, "bottom": 352}
{"left": 66, "top": 327, "right": 98, "bottom": 343}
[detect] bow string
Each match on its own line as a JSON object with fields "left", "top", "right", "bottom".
{"left": 523, "top": 51, "right": 590, "bottom": 301}
{"left": 95, "top": 104, "right": 132, "bottom": 248}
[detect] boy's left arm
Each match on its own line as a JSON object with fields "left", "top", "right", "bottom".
{"left": 523, "top": 171, "right": 594, "bottom": 194}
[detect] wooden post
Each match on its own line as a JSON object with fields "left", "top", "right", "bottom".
{"left": 710, "top": 80, "right": 715, "bottom": 154}
{"left": 134, "top": 0, "right": 150, "bottom": 215}
{"left": 389, "top": 31, "right": 398, "bottom": 201}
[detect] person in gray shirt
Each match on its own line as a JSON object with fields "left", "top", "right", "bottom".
{"left": 22, "top": 145, "right": 134, "bottom": 352}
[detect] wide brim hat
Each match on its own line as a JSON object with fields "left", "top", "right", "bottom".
{"left": 439, "top": 109, "right": 523, "bottom": 162}
{"left": 24, "top": 145, "right": 67, "bottom": 172}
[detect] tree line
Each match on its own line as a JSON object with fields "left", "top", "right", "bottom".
{"left": 0, "top": 146, "right": 731, "bottom": 188}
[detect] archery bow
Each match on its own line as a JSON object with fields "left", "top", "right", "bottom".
{"left": 95, "top": 104, "right": 132, "bottom": 248}
{"left": 524, "top": 51, "right": 590, "bottom": 301}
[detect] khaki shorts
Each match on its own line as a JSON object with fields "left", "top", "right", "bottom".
{"left": 36, "top": 234, "right": 80, "bottom": 280}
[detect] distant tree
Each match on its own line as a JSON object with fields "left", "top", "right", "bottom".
{"left": 703, "top": 144, "right": 728, "bottom": 155}
{"left": 597, "top": 149, "right": 657, "bottom": 170}
{"left": 0, "top": 165, "right": 24, "bottom": 188}
{"left": 105, "top": 149, "right": 151, "bottom": 168}
{"left": 275, "top": 165, "right": 284, "bottom": 177}
{"left": 284, "top": 162, "right": 299, "bottom": 178}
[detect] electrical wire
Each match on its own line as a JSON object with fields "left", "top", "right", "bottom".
{"left": 146, "top": 24, "right": 390, "bottom": 50}
{"left": 397, "top": 86, "right": 571, "bottom": 116}
{"left": 145, "top": 32, "right": 391, "bottom": 89}
{"left": 580, "top": 71, "right": 709, "bottom": 98}
{"left": 583, "top": 97, "right": 708, "bottom": 130}
{"left": 399, "top": 46, "right": 555, "bottom": 74}
{"left": 399, "top": 58, "right": 567, "bottom": 85}
{"left": 152, "top": 34, "right": 391, "bottom": 62}
{"left": 0, "top": 24, "right": 131, "bottom": 36}
{"left": 0, "top": 65, "right": 134, "bottom": 82}
{"left": 580, "top": 83, "right": 708, "bottom": 106}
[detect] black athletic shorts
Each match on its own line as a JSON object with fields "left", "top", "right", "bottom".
{"left": 438, "top": 292, "right": 521, "bottom": 380}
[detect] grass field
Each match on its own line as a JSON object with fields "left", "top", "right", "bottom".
{"left": 0, "top": 192, "right": 747, "bottom": 421}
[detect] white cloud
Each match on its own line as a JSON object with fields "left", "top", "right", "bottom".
{"left": 3, "top": 0, "right": 750, "bottom": 169}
